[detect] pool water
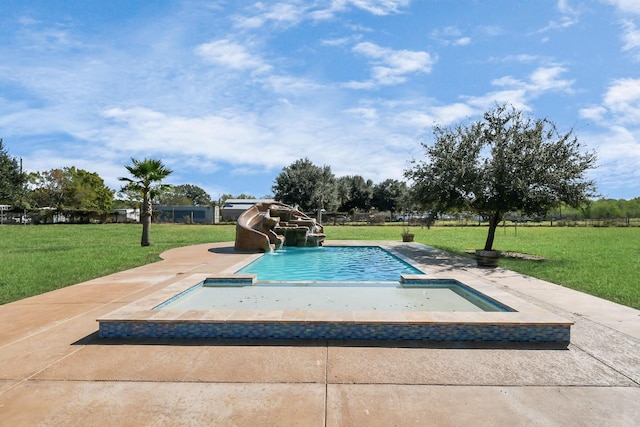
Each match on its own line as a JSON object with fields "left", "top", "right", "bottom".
{"left": 157, "top": 280, "right": 510, "bottom": 312}
{"left": 236, "top": 246, "right": 422, "bottom": 282}
{"left": 155, "top": 245, "right": 511, "bottom": 313}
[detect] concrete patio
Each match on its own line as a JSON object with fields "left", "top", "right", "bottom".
{"left": 1, "top": 241, "right": 638, "bottom": 426}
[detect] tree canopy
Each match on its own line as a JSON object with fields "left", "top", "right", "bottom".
{"left": 0, "top": 139, "right": 27, "bottom": 205}
{"left": 156, "top": 184, "right": 212, "bottom": 206}
{"left": 371, "top": 179, "right": 408, "bottom": 213}
{"left": 29, "top": 167, "right": 114, "bottom": 212}
{"left": 272, "top": 158, "right": 336, "bottom": 212}
{"left": 273, "top": 159, "right": 414, "bottom": 216}
{"left": 405, "top": 105, "right": 598, "bottom": 251}
{"left": 336, "top": 175, "right": 374, "bottom": 212}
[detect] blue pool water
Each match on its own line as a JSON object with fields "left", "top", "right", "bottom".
{"left": 156, "top": 247, "right": 512, "bottom": 313}
{"left": 236, "top": 246, "right": 422, "bottom": 282}
{"left": 158, "top": 279, "right": 511, "bottom": 312}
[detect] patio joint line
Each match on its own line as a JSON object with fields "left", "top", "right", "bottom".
{"left": 325, "top": 382, "right": 637, "bottom": 388}
{"left": 0, "top": 272, "right": 197, "bottom": 351}
{"left": 324, "top": 343, "right": 329, "bottom": 427}
{"left": 569, "top": 342, "right": 640, "bottom": 387}
{"left": 0, "top": 345, "right": 87, "bottom": 397}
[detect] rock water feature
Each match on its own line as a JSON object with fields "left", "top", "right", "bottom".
{"left": 234, "top": 201, "right": 325, "bottom": 252}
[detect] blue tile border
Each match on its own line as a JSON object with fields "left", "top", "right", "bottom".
{"left": 98, "top": 320, "right": 570, "bottom": 344}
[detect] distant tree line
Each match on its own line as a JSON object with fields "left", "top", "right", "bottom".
{"left": 0, "top": 139, "right": 27, "bottom": 206}
{"left": 0, "top": 140, "right": 219, "bottom": 224}
{"left": 270, "top": 157, "right": 640, "bottom": 225}
{"left": 272, "top": 158, "right": 410, "bottom": 216}
{"left": 547, "top": 198, "right": 640, "bottom": 223}
{"left": 1, "top": 125, "right": 638, "bottom": 227}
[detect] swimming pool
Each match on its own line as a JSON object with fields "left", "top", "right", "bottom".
{"left": 158, "top": 246, "right": 506, "bottom": 313}
{"left": 97, "top": 241, "right": 572, "bottom": 344}
{"left": 236, "top": 246, "right": 422, "bottom": 282}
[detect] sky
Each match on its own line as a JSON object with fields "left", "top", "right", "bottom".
{"left": 1, "top": 0, "right": 639, "bottom": 201}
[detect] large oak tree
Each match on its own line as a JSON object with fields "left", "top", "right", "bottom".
{"left": 405, "top": 105, "right": 598, "bottom": 251}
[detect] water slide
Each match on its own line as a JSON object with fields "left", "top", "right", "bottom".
{"left": 234, "top": 201, "right": 325, "bottom": 252}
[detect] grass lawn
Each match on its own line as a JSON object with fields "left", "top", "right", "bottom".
{"left": 1, "top": 223, "right": 638, "bottom": 309}
{"left": 0, "top": 224, "right": 234, "bottom": 304}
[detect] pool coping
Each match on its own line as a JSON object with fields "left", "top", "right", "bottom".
{"left": 97, "top": 242, "right": 573, "bottom": 344}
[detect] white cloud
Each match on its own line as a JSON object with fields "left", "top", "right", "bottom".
{"left": 343, "top": 106, "right": 378, "bottom": 122}
{"left": 557, "top": 0, "right": 575, "bottom": 14}
{"left": 101, "top": 107, "right": 279, "bottom": 166}
{"left": 488, "top": 54, "right": 546, "bottom": 64}
{"left": 322, "top": 37, "right": 351, "bottom": 47}
{"left": 529, "top": 66, "right": 575, "bottom": 93}
{"left": 263, "top": 75, "right": 326, "bottom": 95}
{"left": 602, "top": 78, "right": 640, "bottom": 124}
{"left": 347, "top": 41, "right": 434, "bottom": 87}
{"left": 536, "top": 16, "right": 579, "bottom": 33}
{"left": 535, "top": 1, "right": 581, "bottom": 34}
{"left": 578, "top": 79, "right": 640, "bottom": 196}
{"left": 233, "top": 2, "right": 306, "bottom": 29}
{"left": 233, "top": 0, "right": 410, "bottom": 26}
{"left": 396, "top": 102, "right": 479, "bottom": 129}
{"left": 579, "top": 106, "right": 607, "bottom": 121}
{"left": 95, "top": 92, "right": 430, "bottom": 189}
{"left": 16, "top": 18, "right": 83, "bottom": 51}
{"left": 581, "top": 78, "right": 640, "bottom": 126}
{"left": 395, "top": 66, "right": 575, "bottom": 129}
{"left": 346, "top": 0, "right": 411, "bottom": 15}
{"left": 321, "top": 35, "right": 363, "bottom": 46}
{"left": 459, "top": 66, "right": 574, "bottom": 113}
{"left": 311, "top": 0, "right": 410, "bottom": 19}
{"left": 603, "top": 0, "right": 640, "bottom": 14}
{"left": 491, "top": 66, "right": 574, "bottom": 95}
{"left": 464, "top": 89, "right": 530, "bottom": 113}
{"left": 389, "top": 66, "right": 576, "bottom": 134}
{"left": 580, "top": 126, "right": 640, "bottom": 196}
{"left": 342, "top": 80, "right": 377, "bottom": 90}
{"left": 431, "top": 26, "right": 471, "bottom": 46}
{"left": 195, "top": 39, "right": 272, "bottom": 73}
{"left": 621, "top": 19, "right": 640, "bottom": 59}
{"left": 430, "top": 103, "right": 477, "bottom": 124}
{"left": 479, "top": 25, "right": 504, "bottom": 37}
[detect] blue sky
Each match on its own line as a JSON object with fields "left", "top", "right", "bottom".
{"left": 1, "top": 0, "right": 639, "bottom": 200}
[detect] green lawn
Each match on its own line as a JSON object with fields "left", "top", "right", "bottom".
{"left": 0, "top": 224, "right": 234, "bottom": 304}
{"left": 1, "top": 223, "right": 638, "bottom": 309}
{"left": 393, "top": 224, "right": 639, "bottom": 310}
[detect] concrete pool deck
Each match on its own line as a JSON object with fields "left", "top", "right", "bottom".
{"left": 1, "top": 240, "right": 639, "bottom": 425}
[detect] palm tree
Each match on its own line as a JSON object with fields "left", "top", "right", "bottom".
{"left": 119, "top": 158, "right": 173, "bottom": 246}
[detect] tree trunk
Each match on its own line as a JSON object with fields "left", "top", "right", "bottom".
{"left": 316, "top": 195, "right": 323, "bottom": 224}
{"left": 483, "top": 212, "right": 502, "bottom": 251}
{"left": 141, "top": 196, "right": 152, "bottom": 247}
